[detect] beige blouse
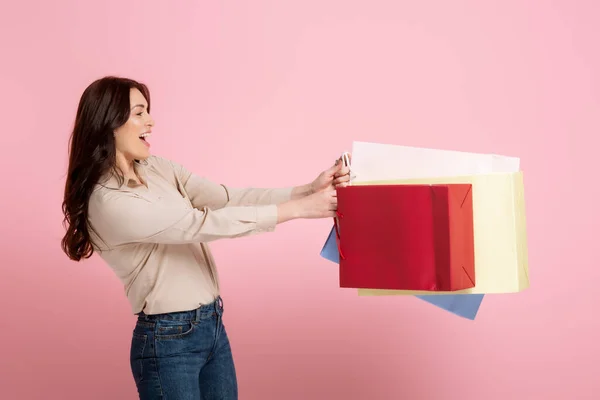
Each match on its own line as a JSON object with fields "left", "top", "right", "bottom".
{"left": 87, "top": 155, "right": 292, "bottom": 315}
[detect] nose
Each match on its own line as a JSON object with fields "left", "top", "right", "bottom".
{"left": 146, "top": 116, "right": 155, "bottom": 127}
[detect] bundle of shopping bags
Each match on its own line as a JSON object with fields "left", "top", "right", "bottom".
{"left": 320, "top": 141, "right": 529, "bottom": 319}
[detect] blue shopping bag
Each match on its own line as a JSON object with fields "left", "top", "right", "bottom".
{"left": 320, "top": 226, "right": 484, "bottom": 320}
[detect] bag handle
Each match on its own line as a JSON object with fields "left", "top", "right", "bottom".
{"left": 332, "top": 151, "right": 351, "bottom": 260}
{"left": 341, "top": 151, "right": 353, "bottom": 185}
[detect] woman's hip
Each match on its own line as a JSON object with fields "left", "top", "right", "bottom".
{"left": 129, "top": 296, "right": 236, "bottom": 399}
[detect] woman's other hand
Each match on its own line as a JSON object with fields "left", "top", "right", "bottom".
{"left": 310, "top": 154, "right": 352, "bottom": 193}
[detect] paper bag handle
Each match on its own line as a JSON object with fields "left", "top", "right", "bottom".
{"left": 341, "top": 151, "right": 353, "bottom": 185}
{"left": 332, "top": 151, "right": 351, "bottom": 261}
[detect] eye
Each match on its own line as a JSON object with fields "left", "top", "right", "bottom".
{"left": 136, "top": 111, "right": 144, "bottom": 116}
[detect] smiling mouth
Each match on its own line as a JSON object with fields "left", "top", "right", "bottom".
{"left": 139, "top": 132, "right": 151, "bottom": 146}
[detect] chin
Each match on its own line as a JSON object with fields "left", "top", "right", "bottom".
{"left": 134, "top": 150, "right": 151, "bottom": 161}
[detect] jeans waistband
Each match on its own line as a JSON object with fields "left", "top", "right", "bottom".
{"left": 137, "top": 296, "right": 223, "bottom": 322}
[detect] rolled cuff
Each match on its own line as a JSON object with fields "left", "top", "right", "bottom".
{"left": 255, "top": 204, "right": 279, "bottom": 232}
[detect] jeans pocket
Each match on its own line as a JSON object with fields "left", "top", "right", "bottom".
{"left": 130, "top": 332, "right": 147, "bottom": 384}
{"left": 156, "top": 320, "right": 195, "bottom": 340}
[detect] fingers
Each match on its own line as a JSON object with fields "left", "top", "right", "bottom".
{"left": 334, "top": 161, "right": 350, "bottom": 178}
{"left": 317, "top": 210, "right": 336, "bottom": 218}
{"left": 334, "top": 167, "right": 350, "bottom": 178}
{"left": 333, "top": 174, "right": 350, "bottom": 186}
{"left": 329, "top": 153, "right": 352, "bottom": 179}
{"left": 323, "top": 189, "right": 337, "bottom": 210}
{"left": 330, "top": 159, "right": 343, "bottom": 175}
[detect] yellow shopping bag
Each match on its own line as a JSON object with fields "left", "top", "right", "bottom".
{"left": 357, "top": 171, "right": 529, "bottom": 295}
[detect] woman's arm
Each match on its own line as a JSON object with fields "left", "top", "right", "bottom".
{"left": 290, "top": 183, "right": 313, "bottom": 200}
{"left": 88, "top": 183, "right": 334, "bottom": 248}
{"left": 162, "top": 157, "right": 312, "bottom": 209}
{"left": 88, "top": 191, "right": 280, "bottom": 247}
{"left": 88, "top": 188, "right": 297, "bottom": 248}
{"left": 223, "top": 182, "right": 314, "bottom": 206}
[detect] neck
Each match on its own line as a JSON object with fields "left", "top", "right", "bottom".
{"left": 115, "top": 152, "right": 138, "bottom": 182}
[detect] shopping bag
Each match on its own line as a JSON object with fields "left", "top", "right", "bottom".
{"left": 319, "top": 141, "right": 522, "bottom": 318}
{"left": 320, "top": 226, "right": 484, "bottom": 319}
{"left": 334, "top": 183, "right": 475, "bottom": 291}
{"left": 356, "top": 171, "right": 529, "bottom": 295}
{"left": 320, "top": 226, "right": 340, "bottom": 262}
{"left": 350, "top": 141, "right": 520, "bottom": 182}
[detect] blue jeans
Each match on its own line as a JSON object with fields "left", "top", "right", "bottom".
{"left": 130, "top": 297, "right": 238, "bottom": 399}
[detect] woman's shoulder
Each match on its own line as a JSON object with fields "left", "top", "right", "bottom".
{"left": 145, "top": 155, "right": 191, "bottom": 183}
{"left": 145, "top": 154, "right": 183, "bottom": 169}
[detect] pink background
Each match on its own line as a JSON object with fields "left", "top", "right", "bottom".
{"left": 1, "top": 1, "right": 599, "bottom": 399}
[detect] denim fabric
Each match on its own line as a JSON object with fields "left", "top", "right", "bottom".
{"left": 130, "top": 297, "right": 238, "bottom": 399}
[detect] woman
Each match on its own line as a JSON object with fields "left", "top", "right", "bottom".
{"left": 61, "top": 76, "right": 350, "bottom": 399}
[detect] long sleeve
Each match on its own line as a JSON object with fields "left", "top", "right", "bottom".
{"left": 168, "top": 158, "right": 293, "bottom": 209}
{"left": 88, "top": 189, "right": 278, "bottom": 248}
{"left": 222, "top": 185, "right": 293, "bottom": 206}
{"left": 85, "top": 156, "right": 288, "bottom": 317}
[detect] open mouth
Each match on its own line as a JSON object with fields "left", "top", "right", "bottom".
{"left": 139, "top": 132, "right": 151, "bottom": 146}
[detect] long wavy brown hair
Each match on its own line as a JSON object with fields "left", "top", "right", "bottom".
{"left": 61, "top": 76, "right": 151, "bottom": 261}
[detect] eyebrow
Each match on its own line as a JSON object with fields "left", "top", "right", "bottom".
{"left": 131, "top": 104, "right": 147, "bottom": 110}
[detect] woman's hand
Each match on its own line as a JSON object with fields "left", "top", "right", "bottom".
{"left": 277, "top": 189, "right": 338, "bottom": 222}
{"left": 298, "top": 189, "right": 338, "bottom": 218}
{"left": 278, "top": 153, "right": 351, "bottom": 223}
{"left": 309, "top": 154, "right": 352, "bottom": 194}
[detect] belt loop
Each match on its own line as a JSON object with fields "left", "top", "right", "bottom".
{"left": 195, "top": 306, "right": 202, "bottom": 322}
{"left": 216, "top": 296, "right": 223, "bottom": 316}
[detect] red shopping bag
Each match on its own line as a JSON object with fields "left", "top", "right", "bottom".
{"left": 334, "top": 184, "right": 475, "bottom": 291}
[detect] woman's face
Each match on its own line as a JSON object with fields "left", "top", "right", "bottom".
{"left": 114, "top": 88, "right": 154, "bottom": 162}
